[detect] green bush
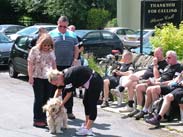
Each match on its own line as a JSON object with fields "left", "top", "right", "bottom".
{"left": 150, "top": 23, "right": 183, "bottom": 60}
{"left": 87, "top": 8, "right": 110, "bottom": 29}
{"left": 87, "top": 54, "right": 104, "bottom": 76}
{"left": 105, "top": 18, "right": 118, "bottom": 27}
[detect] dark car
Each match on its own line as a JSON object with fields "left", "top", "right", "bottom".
{"left": 75, "top": 30, "right": 123, "bottom": 57}
{"left": 0, "top": 24, "right": 25, "bottom": 35}
{"left": 8, "top": 35, "right": 34, "bottom": 77}
{"left": 0, "top": 32, "right": 13, "bottom": 65}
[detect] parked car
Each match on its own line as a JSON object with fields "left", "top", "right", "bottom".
{"left": 9, "top": 24, "right": 57, "bottom": 41}
{"left": 0, "top": 24, "right": 25, "bottom": 36}
{"left": 75, "top": 30, "right": 124, "bottom": 57}
{"left": 8, "top": 35, "right": 34, "bottom": 77}
{"left": 104, "top": 27, "right": 135, "bottom": 41}
{"left": 123, "top": 29, "right": 154, "bottom": 49}
{"left": 131, "top": 40, "right": 153, "bottom": 55}
{"left": 0, "top": 32, "right": 14, "bottom": 65}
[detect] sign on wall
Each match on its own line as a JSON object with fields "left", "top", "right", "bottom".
{"left": 142, "top": 0, "right": 182, "bottom": 29}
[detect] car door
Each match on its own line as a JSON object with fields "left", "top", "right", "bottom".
{"left": 101, "top": 31, "right": 122, "bottom": 56}
{"left": 82, "top": 31, "right": 103, "bottom": 57}
{"left": 11, "top": 36, "right": 33, "bottom": 74}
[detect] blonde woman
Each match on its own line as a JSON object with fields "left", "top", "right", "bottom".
{"left": 28, "top": 33, "right": 56, "bottom": 128}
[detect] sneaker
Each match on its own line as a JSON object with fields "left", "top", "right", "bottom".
{"left": 67, "top": 113, "right": 76, "bottom": 119}
{"left": 76, "top": 127, "right": 94, "bottom": 136}
{"left": 101, "top": 101, "right": 109, "bottom": 108}
{"left": 127, "top": 109, "right": 140, "bottom": 117}
{"left": 134, "top": 111, "right": 147, "bottom": 120}
{"left": 76, "top": 123, "right": 85, "bottom": 131}
{"left": 145, "top": 115, "right": 160, "bottom": 126}
{"left": 144, "top": 113, "right": 154, "bottom": 120}
{"left": 119, "top": 105, "right": 134, "bottom": 112}
{"left": 111, "top": 89, "right": 120, "bottom": 97}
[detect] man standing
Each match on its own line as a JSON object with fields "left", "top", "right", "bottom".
{"left": 49, "top": 15, "right": 79, "bottom": 119}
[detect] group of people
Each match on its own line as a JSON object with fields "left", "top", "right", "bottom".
{"left": 28, "top": 15, "right": 102, "bottom": 136}
{"left": 27, "top": 14, "right": 183, "bottom": 136}
{"left": 100, "top": 47, "right": 183, "bottom": 127}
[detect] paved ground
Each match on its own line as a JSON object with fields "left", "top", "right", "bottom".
{"left": 100, "top": 100, "right": 183, "bottom": 134}
{"left": 0, "top": 70, "right": 183, "bottom": 137}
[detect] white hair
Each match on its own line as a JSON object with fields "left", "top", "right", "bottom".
{"left": 47, "top": 68, "right": 62, "bottom": 82}
{"left": 166, "top": 50, "right": 177, "bottom": 59}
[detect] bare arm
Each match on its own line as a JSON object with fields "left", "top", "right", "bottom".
{"left": 153, "top": 57, "right": 160, "bottom": 79}
{"left": 74, "top": 45, "right": 79, "bottom": 60}
{"left": 54, "top": 88, "right": 62, "bottom": 98}
{"left": 115, "top": 70, "right": 133, "bottom": 76}
{"left": 28, "top": 60, "right": 34, "bottom": 85}
{"left": 61, "top": 92, "right": 72, "bottom": 106}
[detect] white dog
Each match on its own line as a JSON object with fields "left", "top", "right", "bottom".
{"left": 43, "top": 98, "right": 68, "bottom": 134}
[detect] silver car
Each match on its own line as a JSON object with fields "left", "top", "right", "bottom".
{"left": 0, "top": 24, "right": 25, "bottom": 36}
{"left": 0, "top": 32, "right": 13, "bottom": 65}
{"left": 104, "top": 27, "right": 135, "bottom": 41}
{"left": 123, "top": 29, "right": 154, "bottom": 49}
{"left": 9, "top": 24, "right": 57, "bottom": 41}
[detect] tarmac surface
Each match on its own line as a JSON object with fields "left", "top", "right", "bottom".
{"left": 0, "top": 71, "right": 183, "bottom": 137}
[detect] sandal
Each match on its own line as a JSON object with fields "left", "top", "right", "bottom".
{"left": 33, "top": 121, "right": 46, "bottom": 128}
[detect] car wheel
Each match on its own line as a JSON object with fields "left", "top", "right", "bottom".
{"left": 9, "top": 62, "right": 18, "bottom": 78}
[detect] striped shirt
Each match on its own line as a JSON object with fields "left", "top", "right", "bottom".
{"left": 49, "top": 29, "right": 78, "bottom": 66}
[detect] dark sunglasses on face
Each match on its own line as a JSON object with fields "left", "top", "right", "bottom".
{"left": 166, "top": 56, "right": 171, "bottom": 59}
{"left": 43, "top": 44, "right": 51, "bottom": 47}
{"left": 59, "top": 25, "right": 67, "bottom": 29}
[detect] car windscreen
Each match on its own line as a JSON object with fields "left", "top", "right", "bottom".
{"left": 17, "top": 27, "right": 38, "bottom": 35}
{"left": 0, "top": 33, "right": 11, "bottom": 43}
{"left": 75, "top": 30, "right": 92, "bottom": 38}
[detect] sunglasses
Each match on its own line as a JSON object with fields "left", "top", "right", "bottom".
{"left": 43, "top": 44, "right": 51, "bottom": 47}
{"left": 59, "top": 25, "right": 67, "bottom": 29}
{"left": 166, "top": 56, "right": 171, "bottom": 59}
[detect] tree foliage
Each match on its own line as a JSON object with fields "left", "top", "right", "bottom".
{"left": 87, "top": 8, "right": 110, "bottom": 29}
{"left": 0, "top": 0, "right": 19, "bottom": 24}
{"left": 2, "top": 0, "right": 116, "bottom": 29}
{"left": 150, "top": 23, "right": 183, "bottom": 60}
{"left": 105, "top": 18, "right": 118, "bottom": 27}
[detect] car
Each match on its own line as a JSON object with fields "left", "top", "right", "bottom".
{"left": 75, "top": 30, "right": 123, "bottom": 57}
{"left": 0, "top": 24, "right": 25, "bottom": 36}
{"left": 131, "top": 40, "right": 153, "bottom": 55}
{"left": 8, "top": 24, "right": 57, "bottom": 41}
{"left": 104, "top": 27, "right": 135, "bottom": 41}
{"left": 0, "top": 32, "right": 14, "bottom": 65}
{"left": 8, "top": 35, "right": 34, "bottom": 77}
{"left": 123, "top": 29, "right": 154, "bottom": 49}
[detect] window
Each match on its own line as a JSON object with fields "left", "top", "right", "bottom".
{"left": 85, "top": 32, "right": 100, "bottom": 40}
{"left": 116, "top": 30, "right": 125, "bottom": 35}
{"left": 102, "top": 32, "right": 114, "bottom": 40}
{"left": 15, "top": 36, "right": 28, "bottom": 50}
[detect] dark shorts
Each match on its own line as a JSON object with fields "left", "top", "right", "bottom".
{"left": 171, "top": 87, "right": 183, "bottom": 103}
{"left": 160, "top": 85, "right": 173, "bottom": 95}
{"left": 103, "top": 75, "right": 120, "bottom": 89}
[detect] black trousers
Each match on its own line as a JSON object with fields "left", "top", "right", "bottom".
{"left": 83, "top": 72, "right": 103, "bottom": 121}
{"left": 33, "top": 78, "right": 53, "bottom": 122}
{"left": 56, "top": 66, "right": 74, "bottom": 114}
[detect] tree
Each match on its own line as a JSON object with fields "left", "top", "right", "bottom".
{"left": 87, "top": 8, "right": 110, "bottom": 29}
{"left": 150, "top": 23, "right": 183, "bottom": 60}
{"left": 0, "top": 0, "right": 19, "bottom": 24}
{"left": 7, "top": 0, "right": 117, "bottom": 28}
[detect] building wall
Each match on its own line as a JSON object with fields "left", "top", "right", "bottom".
{"left": 117, "top": 0, "right": 141, "bottom": 30}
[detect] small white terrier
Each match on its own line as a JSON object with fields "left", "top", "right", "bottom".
{"left": 43, "top": 98, "right": 68, "bottom": 134}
